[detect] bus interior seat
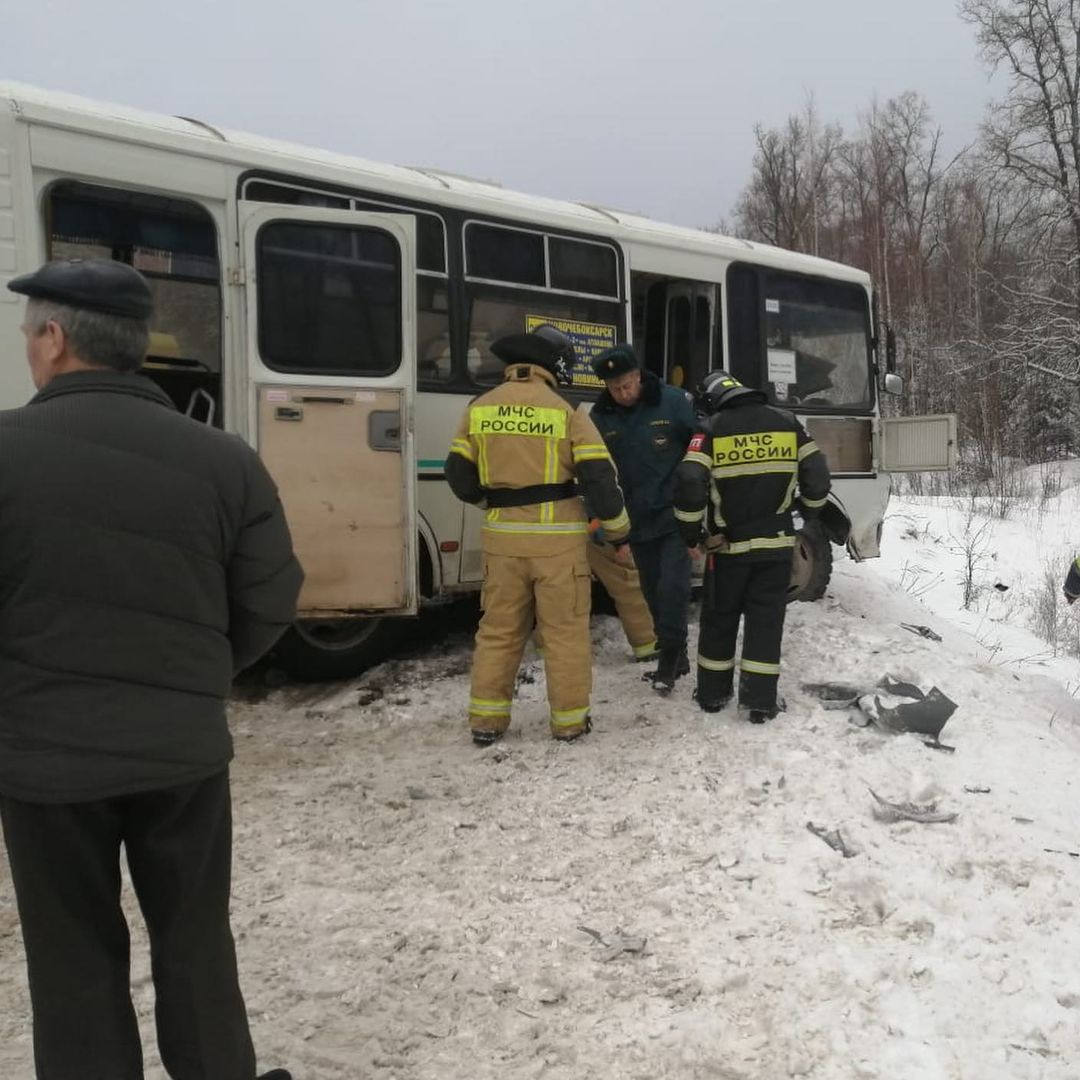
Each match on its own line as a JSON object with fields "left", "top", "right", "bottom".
{"left": 142, "top": 357, "right": 222, "bottom": 427}
{"left": 185, "top": 387, "right": 216, "bottom": 425}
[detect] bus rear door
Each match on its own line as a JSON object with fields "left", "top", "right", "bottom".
{"left": 240, "top": 205, "right": 418, "bottom": 619}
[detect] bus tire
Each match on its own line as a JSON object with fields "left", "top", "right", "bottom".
{"left": 788, "top": 519, "right": 832, "bottom": 603}
{"left": 273, "top": 615, "right": 404, "bottom": 681}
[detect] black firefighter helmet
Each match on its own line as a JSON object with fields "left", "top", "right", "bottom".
{"left": 697, "top": 369, "right": 766, "bottom": 414}
{"left": 490, "top": 324, "right": 577, "bottom": 387}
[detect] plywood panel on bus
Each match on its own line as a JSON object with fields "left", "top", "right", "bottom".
{"left": 804, "top": 416, "right": 873, "bottom": 475}
{"left": 257, "top": 385, "right": 407, "bottom": 613}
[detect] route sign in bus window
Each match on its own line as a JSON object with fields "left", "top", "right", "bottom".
{"left": 525, "top": 315, "right": 616, "bottom": 389}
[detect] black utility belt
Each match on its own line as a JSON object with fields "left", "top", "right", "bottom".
{"left": 483, "top": 481, "right": 578, "bottom": 508}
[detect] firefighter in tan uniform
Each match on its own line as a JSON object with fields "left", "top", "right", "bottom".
{"left": 445, "top": 326, "right": 630, "bottom": 744}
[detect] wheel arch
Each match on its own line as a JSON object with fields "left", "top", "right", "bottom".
{"left": 818, "top": 495, "right": 851, "bottom": 547}
{"left": 417, "top": 512, "right": 441, "bottom": 600}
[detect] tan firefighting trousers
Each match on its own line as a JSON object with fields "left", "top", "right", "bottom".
{"left": 469, "top": 549, "right": 593, "bottom": 739}
{"left": 586, "top": 541, "right": 657, "bottom": 658}
{"left": 534, "top": 541, "right": 656, "bottom": 659}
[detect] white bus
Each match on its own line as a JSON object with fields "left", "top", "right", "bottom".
{"left": 0, "top": 83, "right": 955, "bottom": 678}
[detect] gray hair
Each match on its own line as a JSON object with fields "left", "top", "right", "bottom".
{"left": 25, "top": 297, "right": 150, "bottom": 372}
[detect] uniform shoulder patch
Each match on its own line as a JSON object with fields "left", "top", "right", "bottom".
{"left": 688, "top": 433, "right": 708, "bottom": 453}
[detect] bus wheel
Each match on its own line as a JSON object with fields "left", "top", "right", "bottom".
{"left": 788, "top": 520, "right": 832, "bottom": 603}
{"left": 273, "top": 616, "right": 402, "bottom": 681}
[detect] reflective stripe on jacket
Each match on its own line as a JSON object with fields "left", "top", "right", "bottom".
{"left": 673, "top": 399, "right": 831, "bottom": 558}
{"left": 446, "top": 363, "right": 629, "bottom": 556}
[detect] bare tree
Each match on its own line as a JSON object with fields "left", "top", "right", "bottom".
{"left": 961, "top": 0, "right": 1080, "bottom": 387}
{"left": 733, "top": 98, "right": 842, "bottom": 256}
{"left": 961, "top": 0, "right": 1080, "bottom": 273}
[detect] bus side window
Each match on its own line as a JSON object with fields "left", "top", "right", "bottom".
{"left": 46, "top": 181, "right": 223, "bottom": 423}
{"left": 463, "top": 222, "right": 624, "bottom": 388}
{"left": 244, "top": 180, "right": 451, "bottom": 386}
{"left": 257, "top": 221, "right": 401, "bottom": 376}
{"left": 417, "top": 278, "right": 452, "bottom": 383}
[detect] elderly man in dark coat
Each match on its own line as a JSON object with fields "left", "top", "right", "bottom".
{"left": 0, "top": 258, "right": 301, "bottom": 1080}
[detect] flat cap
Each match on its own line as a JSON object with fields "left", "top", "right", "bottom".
{"left": 490, "top": 332, "right": 562, "bottom": 368}
{"left": 7, "top": 258, "right": 154, "bottom": 320}
{"left": 592, "top": 343, "right": 639, "bottom": 380}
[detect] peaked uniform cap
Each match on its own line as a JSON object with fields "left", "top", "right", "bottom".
{"left": 490, "top": 332, "right": 565, "bottom": 368}
{"left": 592, "top": 343, "right": 640, "bottom": 380}
{"left": 7, "top": 258, "right": 154, "bottom": 320}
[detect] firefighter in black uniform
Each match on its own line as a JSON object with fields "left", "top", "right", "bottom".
{"left": 674, "top": 370, "right": 830, "bottom": 722}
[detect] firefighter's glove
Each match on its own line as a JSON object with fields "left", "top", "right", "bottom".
{"left": 588, "top": 518, "right": 606, "bottom": 546}
{"left": 678, "top": 523, "right": 705, "bottom": 549}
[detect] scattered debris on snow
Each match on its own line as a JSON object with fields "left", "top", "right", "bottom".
{"left": 806, "top": 821, "right": 858, "bottom": 858}
{"left": 868, "top": 788, "right": 959, "bottom": 825}
{"left": 576, "top": 925, "right": 648, "bottom": 962}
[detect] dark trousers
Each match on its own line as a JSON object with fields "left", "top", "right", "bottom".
{"left": 0, "top": 771, "right": 256, "bottom": 1080}
{"left": 630, "top": 531, "right": 691, "bottom": 649}
{"left": 697, "top": 554, "right": 791, "bottom": 710}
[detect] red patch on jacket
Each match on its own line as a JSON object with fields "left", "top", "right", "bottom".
{"left": 688, "top": 433, "right": 707, "bottom": 453}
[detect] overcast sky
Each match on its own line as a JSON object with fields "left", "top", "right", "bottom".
{"left": 2, "top": 0, "right": 997, "bottom": 229}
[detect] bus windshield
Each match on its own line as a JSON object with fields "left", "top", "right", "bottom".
{"left": 761, "top": 272, "right": 872, "bottom": 411}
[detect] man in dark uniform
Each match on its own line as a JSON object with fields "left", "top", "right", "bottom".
{"left": 0, "top": 259, "right": 301, "bottom": 1080}
{"left": 591, "top": 344, "right": 696, "bottom": 693}
{"left": 674, "top": 369, "right": 830, "bottom": 722}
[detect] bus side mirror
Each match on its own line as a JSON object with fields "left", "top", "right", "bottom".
{"left": 885, "top": 326, "right": 897, "bottom": 373}
{"left": 883, "top": 372, "right": 904, "bottom": 396}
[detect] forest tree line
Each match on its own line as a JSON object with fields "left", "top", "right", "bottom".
{"left": 728, "top": 0, "right": 1080, "bottom": 476}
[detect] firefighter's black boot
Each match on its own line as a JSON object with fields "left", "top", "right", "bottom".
{"left": 652, "top": 644, "right": 689, "bottom": 695}
{"left": 745, "top": 695, "right": 786, "bottom": 725}
{"left": 258, "top": 1071, "right": 293, "bottom": 1080}
{"left": 693, "top": 687, "right": 731, "bottom": 714}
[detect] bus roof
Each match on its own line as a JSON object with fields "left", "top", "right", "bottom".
{"left": 0, "top": 81, "right": 871, "bottom": 287}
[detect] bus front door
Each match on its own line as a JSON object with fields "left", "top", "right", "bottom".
{"left": 240, "top": 205, "right": 418, "bottom": 622}
{"left": 663, "top": 282, "right": 717, "bottom": 390}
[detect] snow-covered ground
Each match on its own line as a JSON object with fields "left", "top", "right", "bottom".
{"left": 4, "top": 482, "right": 1080, "bottom": 1079}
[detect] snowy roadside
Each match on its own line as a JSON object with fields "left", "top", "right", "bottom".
{"left": 3, "top": 498, "right": 1080, "bottom": 1078}
{"left": 879, "top": 480, "right": 1080, "bottom": 688}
